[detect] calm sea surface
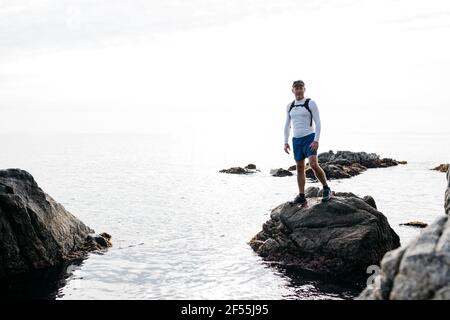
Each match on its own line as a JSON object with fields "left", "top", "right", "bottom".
{"left": 0, "top": 131, "right": 448, "bottom": 299}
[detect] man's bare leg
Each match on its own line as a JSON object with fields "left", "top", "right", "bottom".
{"left": 296, "top": 159, "right": 306, "bottom": 194}
{"left": 308, "top": 155, "right": 328, "bottom": 187}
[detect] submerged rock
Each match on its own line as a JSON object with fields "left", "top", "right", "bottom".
{"left": 0, "top": 168, "right": 111, "bottom": 279}
{"left": 270, "top": 168, "right": 293, "bottom": 177}
{"left": 399, "top": 221, "right": 428, "bottom": 228}
{"left": 249, "top": 192, "right": 400, "bottom": 278}
{"left": 219, "top": 166, "right": 259, "bottom": 174}
{"left": 219, "top": 167, "right": 247, "bottom": 174}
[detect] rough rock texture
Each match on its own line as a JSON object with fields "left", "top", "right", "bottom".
{"left": 317, "top": 150, "right": 403, "bottom": 168}
{"left": 303, "top": 150, "right": 406, "bottom": 180}
{"left": 446, "top": 168, "right": 450, "bottom": 216}
{"left": 358, "top": 168, "right": 450, "bottom": 299}
{"left": 249, "top": 192, "right": 400, "bottom": 278}
{"left": 431, "top": 163, "right": 449, "bottom": 173}
{"left": 358, "top": 216, "right": 450, "bottom": 300}
{"left": 270, "top": 168, "right": 293, "bottom": 177}
{"left": 0, "top": 168, "right": 111, "bottom": 279}
{"left": 219, "top": 166, "right": 259, "bottom": 174}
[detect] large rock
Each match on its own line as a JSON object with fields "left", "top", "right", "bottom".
{"left": 358, "top": 167, "right": 450, "bottom": 299}
{"left": 0, "top": 168, "right": 111, "bottom": 279}
{"left": 318, "top": 150, "right": 404, "bottom": 169}
{"left": 249, "top": 193, "right": 400, "bottom": 278}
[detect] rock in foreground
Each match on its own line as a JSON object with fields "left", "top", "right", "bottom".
{"left": 0, "top": 168, "right": 111, "bottom": 279}
{"left": 249, "top": 191, "right": 400, "bottom": 278}
{"left": 358, "top": 166, "right": 450, "bottom": 299}
{"left": 358, "top": 215, "right": 450, "bottom": 300}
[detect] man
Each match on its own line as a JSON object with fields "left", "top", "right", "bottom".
{"left": 284, "top": 80, "right": 332, "bottom": 205}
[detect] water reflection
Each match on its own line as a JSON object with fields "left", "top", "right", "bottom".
{"left": 273, "top": 265, "right": 366, "bottom": 300}
{"left": 0, "top": 259, "right": 85, "bottom": 300}
{"left": 0, "top": 259, "right": 366, "bottom": 300}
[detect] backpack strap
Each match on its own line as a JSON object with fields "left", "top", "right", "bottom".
{"left": 288, "top": 98, "right": 313, "bottom": 127}
{"left": 303, "top": 98, "right": 313, "bottom": 126}
{"left": 288, "top": 100, "right": 295, "bottom": 114}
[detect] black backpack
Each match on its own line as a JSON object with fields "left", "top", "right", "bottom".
{"left": 289, "top": 98, "right": 312, "bottom": 126}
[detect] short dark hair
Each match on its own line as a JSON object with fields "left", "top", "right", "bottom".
{"left": 292, "top": 80, "right": 305, "bottom": 88}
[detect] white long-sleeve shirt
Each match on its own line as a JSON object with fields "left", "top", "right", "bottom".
{"left": 284, "top": 97, "right": 321, "bottom": 144}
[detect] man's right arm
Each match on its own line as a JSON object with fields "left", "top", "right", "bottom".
{"left": 284, "top": 103, "right": 291, "bottom": 145}
{"left": 283, "top": 103, "right": 291, "bottom": 154}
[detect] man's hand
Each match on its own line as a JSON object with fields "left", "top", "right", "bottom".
{"left": 284, "top": 143, "right": 291, "bottom": 154}
{"left": 310, "top": 141, "right": 319, "bottom": 152}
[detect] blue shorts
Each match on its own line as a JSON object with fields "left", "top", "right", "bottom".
{"left": 292, "top": 133, "right": 317, "bottom": 161}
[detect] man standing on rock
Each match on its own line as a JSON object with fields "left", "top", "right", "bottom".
{"left": 284, "top": 80, "right": 332, "bottom": 205}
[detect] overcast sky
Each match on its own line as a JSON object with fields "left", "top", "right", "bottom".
{"left": 1, "top": 0, "right": 450, "bottom": 135}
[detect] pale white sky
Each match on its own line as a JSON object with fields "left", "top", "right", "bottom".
{"left": 1, "top": 0, "right": 450, "bottom": 135}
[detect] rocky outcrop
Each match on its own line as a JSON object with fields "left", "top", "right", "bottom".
{"left": 303, "top": 150, "right": 406, "bottom": 180}
{"left": 431, "top": 163, "right": 449, "bottom": 173}
{"left": 0, "top": 168, "right": 111, "bottom": 279}
{"left": 270, "top": 168, "right": 293, "bottom": 177}
{"left": 358, "top": 167, "right": 450, "bottom": 300}
{"left": 249, "top": 191, "right": 400, "bottom": 278}
{"left": 318, "top": 150, "right": 404, "bottom": 168}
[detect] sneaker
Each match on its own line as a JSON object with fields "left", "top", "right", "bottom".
{"left": 290, "top": 194, "right": 307, "bottom": 206}
{"left": 322, "top": 186, "right": 333, "bottom": 202}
